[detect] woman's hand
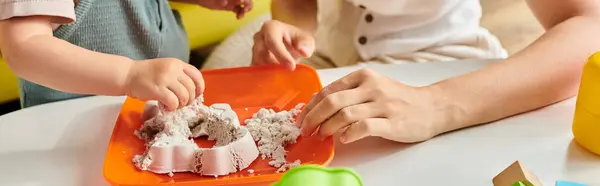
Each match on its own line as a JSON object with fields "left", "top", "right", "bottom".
{"left": 251, "top": 20, "right": 315, "bottom": 71}
{"left": 195, "top": 0, "right": 253, "bottom": 19}
{"left": 295, "top": 69, "right": 459, "bottom": 144}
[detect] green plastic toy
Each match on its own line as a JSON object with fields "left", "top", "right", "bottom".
{"left": 272, "top": 165, "right": 364, "bottom": 186}
{"left": 512, "top": 181, "right": 530, "bottom": 186}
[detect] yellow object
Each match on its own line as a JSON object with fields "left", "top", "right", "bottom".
{"left": 573, "top": 51, "right": 600, "bottom": 156}
{"left": 0, "top": 56, "right": 19, "bottom": 104}
{"left": 169, "top": 0, "right": 271, "bottom": 50}
{"left": 0, "top": 1, "right": 271, "bottom": 104}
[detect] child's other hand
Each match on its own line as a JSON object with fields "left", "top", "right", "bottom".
{"left": 251, "top": 20, "right": 315, "bottom": 71}
{"left": 125, "top": 58, "right": 205, "bottom": 111}
{"left": 196, "top": 0, "right": 253, "bottom": 19}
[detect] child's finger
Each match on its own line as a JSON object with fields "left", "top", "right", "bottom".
{"left": 252, "top": 34, "right": 278, "bottom": 66}
{"left": 280, "top": 57, "right": 296, "bottom": 71}
{"left": 262, "top": 25, "right": 295, "bottom": 69}
{"left": 284, "top": 39, "right": 305, "bottom": 68}
{"left": 255, "top": 51, "right": 279, "bottom": 66}
{"left": 292, "top": 31, "right": 315, "bottom": 58}
{"left": 167, "top": 81, "right": 189, "bottom": 109}
{"left": 251, "top": 33, "right": 265, "bottom": 65}
{"left": 183, "top": 64, "right": 205, "bottom": 97}
{"left": 178, "top": 75, "right": 196, "bottom": 106}
{"left": 264, "top": 51, "right": 279, "bottom": 65}
{"left": 340, "top": 118, "right": 387, "bottom": 144}
{"left": 142, "top": 101, "right": 160, "bottom": 121}
{"left": 158, "top": 87, "right": 180, "bottom": 111}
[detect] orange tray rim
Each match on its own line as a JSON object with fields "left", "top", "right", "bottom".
{"left": 102, "top": 64, "right": 335, "bottom": 185}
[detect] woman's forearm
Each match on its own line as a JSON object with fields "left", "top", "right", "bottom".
{"left": 0, "top": 16, "right": 132, "bottom": 96}
{"left": 431, "top": 15, "right": 600, "bottom": 133}
{"left": 271, "top": 0, "right": 317, "bottom": 34}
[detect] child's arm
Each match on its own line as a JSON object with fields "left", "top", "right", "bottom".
{"left": 0, "top": 16, "right": 132, "bottom": 96}
{"left": 0, "top": 16, "right": 204, "bottom": 110}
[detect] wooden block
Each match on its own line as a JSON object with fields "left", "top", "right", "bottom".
{"left": 493, "top": 161, "right": 542, "bottom": 186}
{"left": 555, "top": 180, "right": 587, "bottom": 186}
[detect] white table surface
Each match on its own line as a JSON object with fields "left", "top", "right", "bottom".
{"left": 1, "top": 59, "right": 599, "bottom": 186}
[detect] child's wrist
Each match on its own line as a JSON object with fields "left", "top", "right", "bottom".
{"left": 115, "top": 56, "right": 135, "bottom": 96}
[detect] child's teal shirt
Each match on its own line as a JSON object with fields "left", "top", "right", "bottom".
{"left": 19, "top": 0, "right": 190, "bottom": 108}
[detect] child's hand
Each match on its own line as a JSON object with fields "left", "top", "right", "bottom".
{"left": 125, "top": 58, "right": 205, "bottom": 111}
{"left": 251, "top": 20, "right": 315, "bottom": 71}
{"left": 196, "top": 0, "right": 253, "bottom": 19}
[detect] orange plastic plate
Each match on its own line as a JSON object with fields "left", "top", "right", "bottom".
{"left": 103, "top": 64, "right": 335, "bottom": 186}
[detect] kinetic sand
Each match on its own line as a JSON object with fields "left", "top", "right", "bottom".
{"left": 245, "top": 104, "right": 305, "bottom": 172}
{"left": 133, "top": 97, "right": 305, "bottom": 176}
{"left": 133, "top": 98, "right": 258, "bottom": 177}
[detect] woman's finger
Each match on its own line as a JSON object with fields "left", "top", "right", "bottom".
{"left": 296, "top": 70, "right": 370, "bottom": 127}
{"left": 299, "top": 87, "right": 370, "bottom": 136}
{"left": 158, "top": 87, "right": 180, "bottom": 111}
{"left": 167, "top": 81, "right": 189, "bottom": 109}
{"left": 340, "top": 118, "right": 390, "bottom": 144}
{"left": 317, "top": 102, "right": 384, "bottom": 138}
{"left": 178, "top": 75, "right": 196, "bottom": 106}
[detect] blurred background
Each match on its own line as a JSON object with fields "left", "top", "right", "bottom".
{"left": 0, "top": 0, "right": 543, "bottom": 115}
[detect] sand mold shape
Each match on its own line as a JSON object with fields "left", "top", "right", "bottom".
{"left": 133, "top": 98, "right": 259, "bottom": 177}
{"left": 133, "top": 97, "right": 305, "bottom": 177}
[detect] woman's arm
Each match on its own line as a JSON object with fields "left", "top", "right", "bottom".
{"left": 431, "top": 0, "right": 600, "bottom": 132}
{"left": 0, "top": 16, "right": 132, "bottom": 96}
